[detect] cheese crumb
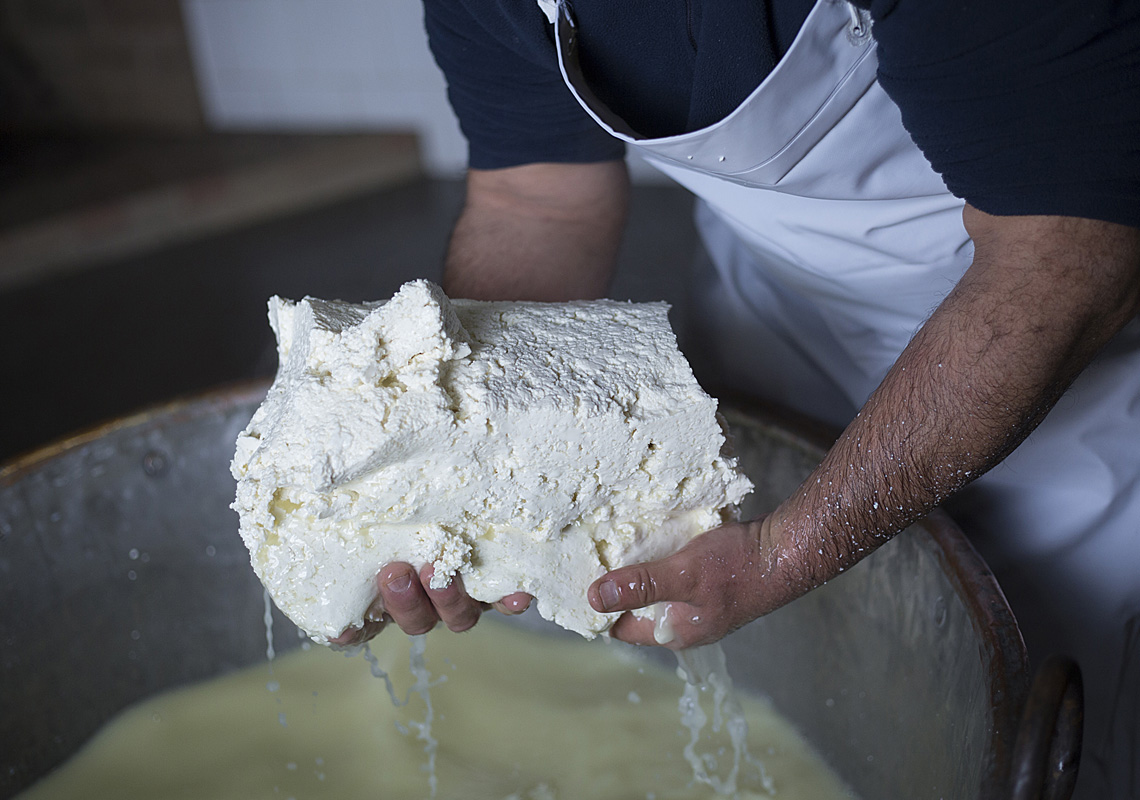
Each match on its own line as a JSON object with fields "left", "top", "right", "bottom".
{"left": 231, "top": 280, "right": 752, "bottom": 642}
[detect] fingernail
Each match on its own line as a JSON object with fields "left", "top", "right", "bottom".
{"left": 385, "top": 574, "right": 412, "bottom": 593}
{"left": 598, "top": 580, "right": 619, "bottom": 611}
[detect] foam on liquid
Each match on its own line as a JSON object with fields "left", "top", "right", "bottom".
{"left": 19, "top": 620, "right": 857, "bottom": 800}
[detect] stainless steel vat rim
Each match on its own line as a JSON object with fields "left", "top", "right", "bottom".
{"left": 0, "top": 380, "right": 272, "bottom": 483}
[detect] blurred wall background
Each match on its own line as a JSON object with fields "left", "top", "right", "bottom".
{"left": 0, "top": 0, "right": 206, "bottom": 133}
{"left": 1, "top": 0, "right": 462, "bottom": 171}
{"left": 0, "top": 0, "right": 660, "bottom": 178}
{"left": 181, "top": 0, "right": 466, "bottom": 176}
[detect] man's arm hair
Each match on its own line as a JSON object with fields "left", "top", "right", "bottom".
{"left": 765, "top": 208, "right": 1140, "bottom": 597}
{"left": 587, "top": 208, "right": 1140, "bottom": 648}
{"left": 443, "top": 160, "right": 631, "bottom": 301}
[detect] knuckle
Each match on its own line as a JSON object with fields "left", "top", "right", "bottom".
{"left": 622, "top": 565, "right": 658, "bottom": 606}
{"left": 445, "top": 609, "right": 480, "bottom": 633}
{"left": 676, "top": 558, "right": 703, "bottom": 598}
{"left": 428, "top": 581, "right": 478, "bottom": 620}
{"left": 435, "top": 594, "right": 482, "bottom": 629}
{"left": 396, "top": 614, "right": 438, "bottom": 636}
{"left": 383, "top": 594, "right": 435, "bottom": 635}
{"left": 380, "top": 587, "right": 417, "bottom": 614}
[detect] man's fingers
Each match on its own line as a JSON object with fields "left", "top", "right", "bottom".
{"left": 378, "top": 563, "right": 438, "bottom": 635}
{"left": 493, "top": 592, "right": 533, "bottom": 615}
{"left": 587, "top": 552, "right": 699, "bottom": 614}
{"left": 331, "top": 616, "right": 389, "bottom": 647}
{"left": 420, "top": 565, "right": 482, "bottom": 632}
{"left": 607, "top": 612, "right": 659, "bottom": 646}
{"left": 368, "top": 563, "right": 537, "bottom": 637}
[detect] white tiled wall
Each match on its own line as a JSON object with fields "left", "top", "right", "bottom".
{"left": 181, "top": 0, "right": 467, "bottom": 175}
{"left": 181, "top": 0, "right": 666, "bottom": 182}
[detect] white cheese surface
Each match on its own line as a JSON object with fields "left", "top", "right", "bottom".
{"left": 231, "top": 280, "right": 752, "bottom": 643}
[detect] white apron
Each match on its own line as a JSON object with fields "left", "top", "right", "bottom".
{"left": 543, "top": 1, "right": 1140, "bottom": 796}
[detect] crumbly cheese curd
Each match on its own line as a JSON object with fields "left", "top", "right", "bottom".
{"left": 231, "top": 280, "right": 752, "bottom": 642}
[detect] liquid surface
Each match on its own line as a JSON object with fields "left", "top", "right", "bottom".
{"left": 20, "top": 620, "right": 856, "bottom": 800}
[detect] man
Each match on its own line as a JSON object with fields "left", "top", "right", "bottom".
{"left": 344, "top": 1, "right": 1140, "bottom": 796}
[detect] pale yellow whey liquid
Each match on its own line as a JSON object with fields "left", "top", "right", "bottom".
{"left": 19, "top": 620, "right": 856, "bottom": 800}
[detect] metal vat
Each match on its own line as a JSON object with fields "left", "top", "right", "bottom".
{"left": 0, "top": 385, "right": 1072, "bottom": 798}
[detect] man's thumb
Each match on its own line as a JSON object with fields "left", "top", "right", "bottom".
{"left": 587, "top": 554, "right": 697, "bottom": 613}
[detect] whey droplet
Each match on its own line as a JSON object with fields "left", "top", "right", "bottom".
{"left": 652, "top": 603, "right": 676, "bottom": 645}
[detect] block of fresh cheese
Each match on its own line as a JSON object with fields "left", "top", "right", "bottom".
{"left": 231, "top": 279, "right": 752, "bottom": 643}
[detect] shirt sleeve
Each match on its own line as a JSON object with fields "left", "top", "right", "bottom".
{"left": 867, "top": 0, "right": 1140, "bottom": 229}
{"left": 423, "top": 0, "right": 626, "bottom": 169}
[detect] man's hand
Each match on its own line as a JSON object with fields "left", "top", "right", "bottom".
{"left": 586, "top": 518, "right": 791, "bottom": 650}
{"left": 594, "top": 209, "right": 1140, "bottom": 651}
{"left": 331, "top": 565, "right": 533, "bottom": 646}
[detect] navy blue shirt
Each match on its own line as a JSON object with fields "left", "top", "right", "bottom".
{"left": 425, "top": 0, "right": 1140, "bottom": 228}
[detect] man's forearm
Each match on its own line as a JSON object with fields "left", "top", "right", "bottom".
{"left": 443, "top": 161, "right": 631, "bottom": 302}
{"left": 764, "top": 209, "right": 1140, "bottom": 598}
{"left": 583, "top": 208, "right": 1138, "bottom": 648}
{"left": 587, "top": 209, "right": 1138, "bottom": 649}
